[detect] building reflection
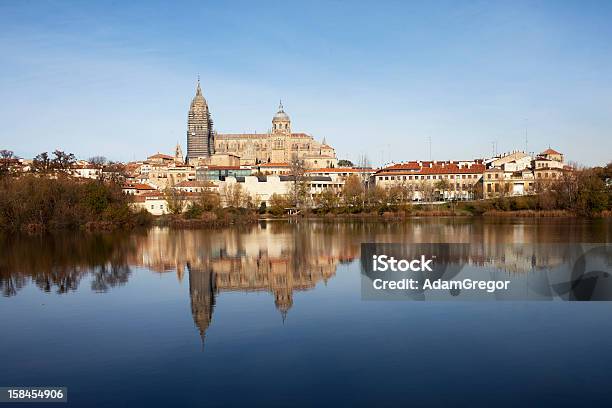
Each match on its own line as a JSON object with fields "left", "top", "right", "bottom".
{"left": 1, "top": 219, "right": 610, "bottom": 339}
{"left": 187, "top": 263, "right": 215, "bottom": 343}
{"left": 130, "top": 223, "right": 353, "bottom": 339}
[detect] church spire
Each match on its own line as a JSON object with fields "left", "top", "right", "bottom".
{"left": 196, "top": 75, "right": 202, "bottom": 96}
{"left": 278, "top": 100, "right": 284, "bottom": 112}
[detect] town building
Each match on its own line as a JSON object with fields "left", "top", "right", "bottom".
{"left": 196, "top": 165, "right": 252, "bottom": 182}
{"left": 174, "top": 180, "right": 214, "bottom": 193}
{"left": 306, "top": 167, "right": 376, "bottom": 186}
{"left": 70, "top": 162, "right": 101, "bottom": 179}
{"left": 253, "top": 162, "right": 291, "bottom": 175}
{"left": 218, "top": 175, "right": 343, "bottom": 206}
{"left": 482, "top": 148, "right": 569, "bottom": 198}
{"left": 374, "top": 162, "right": 486, "bottom": 201}
{"left": 122, "top": 183, "right": 157, "bottom": 195}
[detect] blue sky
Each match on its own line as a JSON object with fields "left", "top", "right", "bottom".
{"left": 1, "top": 0, "right": 611, "bottom": 166}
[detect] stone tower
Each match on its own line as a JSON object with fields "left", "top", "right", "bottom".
{"left": 186, "top": 79, "right": 214, "bottom": 162}
{"left": 272, "top": 101, "right": 291, "bottom": 134}
{"left": 174, "top": 142, "right": 184, "bottom": 164}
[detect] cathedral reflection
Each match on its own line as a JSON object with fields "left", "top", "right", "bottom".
{"left": 132, "top": 223, "right": 354, "bottom": 339}
{"left": 1, "top": 219, "right": 610, "bottom": 339}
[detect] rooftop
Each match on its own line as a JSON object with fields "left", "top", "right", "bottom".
{"left": 541, "top": 148, "right": 562, "bottom": 155}
{"left": 306, "top": 167, "right": 373, "bottom": 173}
{"left": 257, "top": 162, "right": 290, "bottom": 168}
{"left": 147, "top": 153, "right": 174, "bottom": 160}
{"left": 376, "top": 164, "right": 486, "bottom": 177}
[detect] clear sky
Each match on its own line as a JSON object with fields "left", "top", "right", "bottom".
{"left": 1, "top": 0, "right": 611, "bottom": 166}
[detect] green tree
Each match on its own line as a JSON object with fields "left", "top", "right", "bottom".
{"left": 337, "top": 159, "right": 354, "bottom": 167}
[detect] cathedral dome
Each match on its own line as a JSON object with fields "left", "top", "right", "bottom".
{"left": 272, "top": 101, "right": 290, "bottom": 122}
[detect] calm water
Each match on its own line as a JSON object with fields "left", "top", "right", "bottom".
{"left": 1, "top": 218, "right": 612, "bottom": 407}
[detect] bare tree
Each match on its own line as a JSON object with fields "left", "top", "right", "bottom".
{"left": 32, "top": 152, "right": 52, "bottom": 174}
{"left": 289, "top": 156, "right": 309, "bottom": 208}
{"left": 101, "top": 161, "right": 126, "bottom": 183}
{"left": 164, "top": 187, "right": 186, "bottom": 214}
{"left": 88, "top": 156, "right": 108, "bottom": 169}
{"left": 0, "top": 150, "right": 16, "bottom": 177}
{"left": 357, "top": 154, "right": 371, "bottom": 169}
{"left": 51, "top": 150, "right": 76, "bottom": 174}
{"left": 342, "top": 174, "right": 364, "bottom": 207}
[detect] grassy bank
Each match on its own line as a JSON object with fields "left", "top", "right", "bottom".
{"left": 266, "top": 197, "right": 611, "bottom": 220}
{"left": 157, "top": 207, "right": 259, "bottom": 228}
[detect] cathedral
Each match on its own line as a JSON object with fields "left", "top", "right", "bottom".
{"left": 186, "top": 80, "right": 337, "bottom": 167}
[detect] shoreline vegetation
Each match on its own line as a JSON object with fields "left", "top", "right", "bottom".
{"left": 0, "top": 154, "right": 610, "bottom": 233}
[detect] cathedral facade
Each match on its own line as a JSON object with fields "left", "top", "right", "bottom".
{"left": 214, "top": 102, "right": 337, "bottom": 166}
{"left": 186, "top": 80, "right": 337, "bottom": 167}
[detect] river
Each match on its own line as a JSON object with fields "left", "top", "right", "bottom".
{"left": 1, "top": 218, "right": 611, "bottom": 407}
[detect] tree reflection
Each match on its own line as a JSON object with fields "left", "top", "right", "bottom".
{"left": 0, "top": 232, "right": 137, "bottom": 296}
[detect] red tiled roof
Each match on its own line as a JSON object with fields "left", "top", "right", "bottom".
{"left": 382, "top": 162, "right": 421, "bottom": 171}
{"left": 70, "top": 164, "right": 99, "bottom": 169}
{"left": 175, "top": 180, "right": 212, "bottom": 187}
{"left": 124, "top": 183, "right": 156, "bottom": 190}
{"left": 258, "top": 162, "right": 290, "bottom": 167}
{"left": 376, "top": 164, "right": 485, "bottom": 177}
{"left": 306, "top": 167, "right": 372, "bottom": 173}
{"left": 204, "top": 165, "right": 243, "bottom": 170}
{"left": 132, "top": 192, "right": 164, "bottom": 202}
{"left": 541, "top": 148, "right": 561, "bottom": 155}
{"left": 148, "top": 153, "right": 174, "bottom": 160}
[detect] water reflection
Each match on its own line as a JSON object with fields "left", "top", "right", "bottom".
{"left": 1, "top": 219, "right": 611, "bottom": 338}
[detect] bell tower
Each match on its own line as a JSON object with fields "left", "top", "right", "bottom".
{"left": 186, "top": 77, "right": 214, "bottom": 162}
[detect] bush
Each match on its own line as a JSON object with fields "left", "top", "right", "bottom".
{"left": 184, "top": 202, "right": 204, "bottom": 219}
{"left": 258, "top": 201, "right": 267, "bottom": 214}
{"left": 268, "top": 194, "right": 291, "bottom": 216}
{"left": 0, "top": 175, "right": 145, "bottom": 231}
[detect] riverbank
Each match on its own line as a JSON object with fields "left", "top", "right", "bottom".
{"left": 0, "top": 175, "right": 152, "bottom": 233}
